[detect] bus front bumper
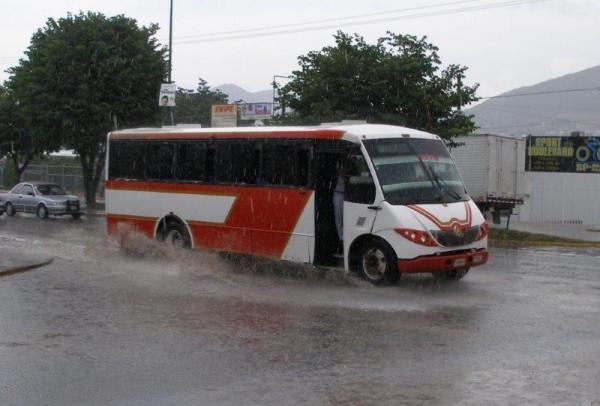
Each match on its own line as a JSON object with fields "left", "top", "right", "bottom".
{"left": 397, "top": 248, "right": 489, "bottom": 273}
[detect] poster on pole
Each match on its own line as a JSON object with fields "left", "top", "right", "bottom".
{"left": 240, "top": 103, "right": 272, "bottom": 120}
{"left": 159, "top": 83, "right": 177, "bottom": 106}
{"left": 211, "top": 105, "right": 237, "bottom": 128}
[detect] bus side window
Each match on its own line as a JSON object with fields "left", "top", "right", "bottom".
{"left": 263, "top": 143, "right": 309, "bottom": 187}
{"left": 296, "top": 147, "right": 310, "bottom": 187}
{"left": 177, "top": 143, "right": 207, "bottom": 182}
{"left": 205, "top": 147, "right": 215, "bottom": 183}
{"left": 215, "top": 142, "right": 255, "bottom": 184}
{"left": 109, "top": 141, "right": 147, "bottom": 180}
{"left": 147, "top": 143, "right": 175, "bottom": 180}
{"left": 345, "top": 153, "right": 376, "bottom": 204}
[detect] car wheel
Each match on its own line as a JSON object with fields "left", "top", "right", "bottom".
{"left": 5, "top": 202, "right": 16, "bottom": 217}
{"left": 357, "top": 240, "right": 399, "bottom": 286}
{"left": 72, "top": 213, "right": 82, "bottom": 220}
{"left": 163, "top": 222, "right": 191, "bottom": 249}
{"left": 37, "top": 204, "right": 49, "bottom": 220}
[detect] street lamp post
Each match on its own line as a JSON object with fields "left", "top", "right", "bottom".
{"left": 168, "top": 0, "right": 174, "bottom": 125}
{"left": 272, "top": 75, "right": 291, "bottom": 115}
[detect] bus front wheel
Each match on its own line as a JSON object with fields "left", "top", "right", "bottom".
{"left": 164, "top": 222, "right": 191, "bottom": 249}
{"left": 358, "top": 240, "right": 399, "bottom": 286}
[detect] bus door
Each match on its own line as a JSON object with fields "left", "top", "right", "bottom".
{"left": 343, "top": 151, "right": 380, "bottom": 252}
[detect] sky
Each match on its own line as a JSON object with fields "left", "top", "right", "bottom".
{"left": 1, "top": 0, "right": 599, "bottom": 102}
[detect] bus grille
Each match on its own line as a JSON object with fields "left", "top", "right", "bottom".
{"left": 431, "top": 225, "right": 479, "bottom": 247}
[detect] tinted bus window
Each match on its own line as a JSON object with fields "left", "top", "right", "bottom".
{"left": 263, "top": 143, "right": 309, "bottom": 186}
{"left": 109, "top": 142, "right": 146, "bottom": 180}
{"left": 177, "top": 142, "right": 207, "bottom": 181}
{"left": 215, "top": 143, "right": 256, "bottom": 184}
{"left": 148, "top": 143, "right": 175, "bottom": 180}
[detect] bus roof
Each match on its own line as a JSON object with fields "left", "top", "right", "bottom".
{"left": 108, "top": 123, "right": 440, "bottom": 143}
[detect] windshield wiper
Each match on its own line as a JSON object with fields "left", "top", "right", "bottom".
{"left": 407, "top": 142, "right": 461, "bottom": 202}
{"left": 428, "top": 167, "right": 462, "bottom": 201}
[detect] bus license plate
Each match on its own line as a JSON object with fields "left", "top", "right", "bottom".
{"left": 453, "top": 258, "right": 467, "bottom": 267}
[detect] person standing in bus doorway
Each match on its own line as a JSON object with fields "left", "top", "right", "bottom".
{"left": 333, "top": 164, "right": 346, "bottom": 255}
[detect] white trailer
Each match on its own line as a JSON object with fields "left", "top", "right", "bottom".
{"left": 450, "top": 134, "right": 528, "bottom": 219}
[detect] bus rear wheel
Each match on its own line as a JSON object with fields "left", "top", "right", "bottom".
{"left": 163, "top": 222, "right": 191, "bottom": 249}
{"left": 357, "top": 240, "right": 399, "bottom": 286}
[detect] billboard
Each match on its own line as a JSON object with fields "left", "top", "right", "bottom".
{"left": 211, "top": 104, "right": 237, "bottom": 128}
{"left": 159, "top": 83, "right": 177, "bottom": 106}
{"left": 526, "top": 136, "right": 600, "bottom": 173}
{"left": 240, "top": 103, "right": 272, "bottom": 120}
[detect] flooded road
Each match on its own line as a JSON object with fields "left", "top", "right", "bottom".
{"left": 1, "top": 215, "right": 599, "bottom": 405}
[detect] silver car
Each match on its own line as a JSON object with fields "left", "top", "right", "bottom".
{"left": 0, "top": 182, "right": 86, "bottom": 219}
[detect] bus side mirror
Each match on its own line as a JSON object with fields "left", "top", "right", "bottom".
{"left": 346, "top": 176, "right": 375, "bottom": 204}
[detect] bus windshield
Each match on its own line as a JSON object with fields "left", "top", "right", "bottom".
{"left": 363, "top": 138, "right": 468, "bottom": 205}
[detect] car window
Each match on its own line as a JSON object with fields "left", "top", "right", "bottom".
{"left": 36, "top": 185, "right": 50, "bottom": 195}
{"left": 36, "top": 184, "right": 66, "bottom": 195}
{"left": 21, "top": 184, "right": 34, "bottom": 196}
{"left": 51, "top": 185, "right": 66, "bottom": 195}
{"left": 10, "top": 184, "right": 22, "bottom": 194}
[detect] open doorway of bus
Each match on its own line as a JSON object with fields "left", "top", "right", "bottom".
{"left": 312, "top": 151, "right": 345, "bottom": 266}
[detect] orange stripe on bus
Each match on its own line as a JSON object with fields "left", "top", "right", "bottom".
{"left": 109, "top": 129, "right": 346, "bottom": 141}
{"left": 106, "top": 182, "right": 313, "bottom": 258}
{"left": 406, "top": 202, "right": 472, "bottom": 230}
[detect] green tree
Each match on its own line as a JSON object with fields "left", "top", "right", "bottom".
{"left": 275, "top": 31, "right": 479, "bottom": 141}
{"left": 0, "top": 85, "right": 60, "bottom": 184}
{"left": 174, "top": 78, "right": 229, "bottom": 126}
{"left": 7, "top": 12, "right": 168, "bottom": 204}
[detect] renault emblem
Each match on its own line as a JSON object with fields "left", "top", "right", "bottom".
{"left": 452, "top": 224, "right": 463, "bottom": 238}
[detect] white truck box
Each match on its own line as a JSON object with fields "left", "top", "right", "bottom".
{"left": 450, "top": 134, "right": 527, "bottom": 213}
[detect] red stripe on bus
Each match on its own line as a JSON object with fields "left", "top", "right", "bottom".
{"left": 406, "top": 202, "right": 472, "bottom": 231}
{"left": 105, "top": 181, "right": 313, "bottom": 258}
{"left": 109, "top": 129, "right": 346, "bottom": 141}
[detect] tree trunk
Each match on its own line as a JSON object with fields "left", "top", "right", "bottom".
{"left": 78, "top": 146, "right": 106, "bottom": 207}
{"left": 9, "top": 153, "right": 33, "bottom": 183}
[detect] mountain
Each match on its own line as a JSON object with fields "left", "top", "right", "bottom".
{"left": 212, "top": 65, "right": 600, "bottom": 136}
{"left": 211, "top": 83, "right": 273, "bottom": 104}
{"left": 466, "top": 65, "right": 600, "bottom": 136}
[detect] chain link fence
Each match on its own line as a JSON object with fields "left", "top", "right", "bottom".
{"left": 3, "top": 163, "right": 105, "bottom": 198}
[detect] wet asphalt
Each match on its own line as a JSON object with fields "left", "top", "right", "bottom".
{"left": 0, "top": 214, "right": 599, "bottom": 405}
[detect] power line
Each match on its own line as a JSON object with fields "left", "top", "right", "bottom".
{"left": 171, "top": 0, "right": 511, "bottom": 41}
{"left": 469, "top": 104, "right": 600, "bottom": 132}
{"left": 173, "top": 0, "right": 549, "bottom": 45}
{"left": 0, "top": 0, "right": 549, "bottom": 68}
{"left": 480, "top": 86, "right": 600, "bottom": 99}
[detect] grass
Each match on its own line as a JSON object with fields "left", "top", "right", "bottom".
{"left": 488, "top": 228, "right": 600, "bottom": 249}
{"left": 88, "top": 201, "right": 105, "bottom": 210}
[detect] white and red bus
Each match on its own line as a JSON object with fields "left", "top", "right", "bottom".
{"left": 105, "top": 123, "right": 488, "bottom": 285}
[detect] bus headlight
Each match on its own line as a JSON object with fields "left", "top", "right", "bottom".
{"left": 395, "top": 228, "right": 438, "bottom": 247}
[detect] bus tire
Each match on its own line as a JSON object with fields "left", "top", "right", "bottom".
{"left": 164, "top": 222, "right": 191, "bottom": 249}
{"left": 358, "top": 240, "right": 399, "bottom": 286}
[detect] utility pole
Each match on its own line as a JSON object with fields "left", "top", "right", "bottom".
{"left": 168, "top": 0, "right": 174, "bottom": 125}
{"left": 168, "top": 0, "right": 173, "bottom": 83}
